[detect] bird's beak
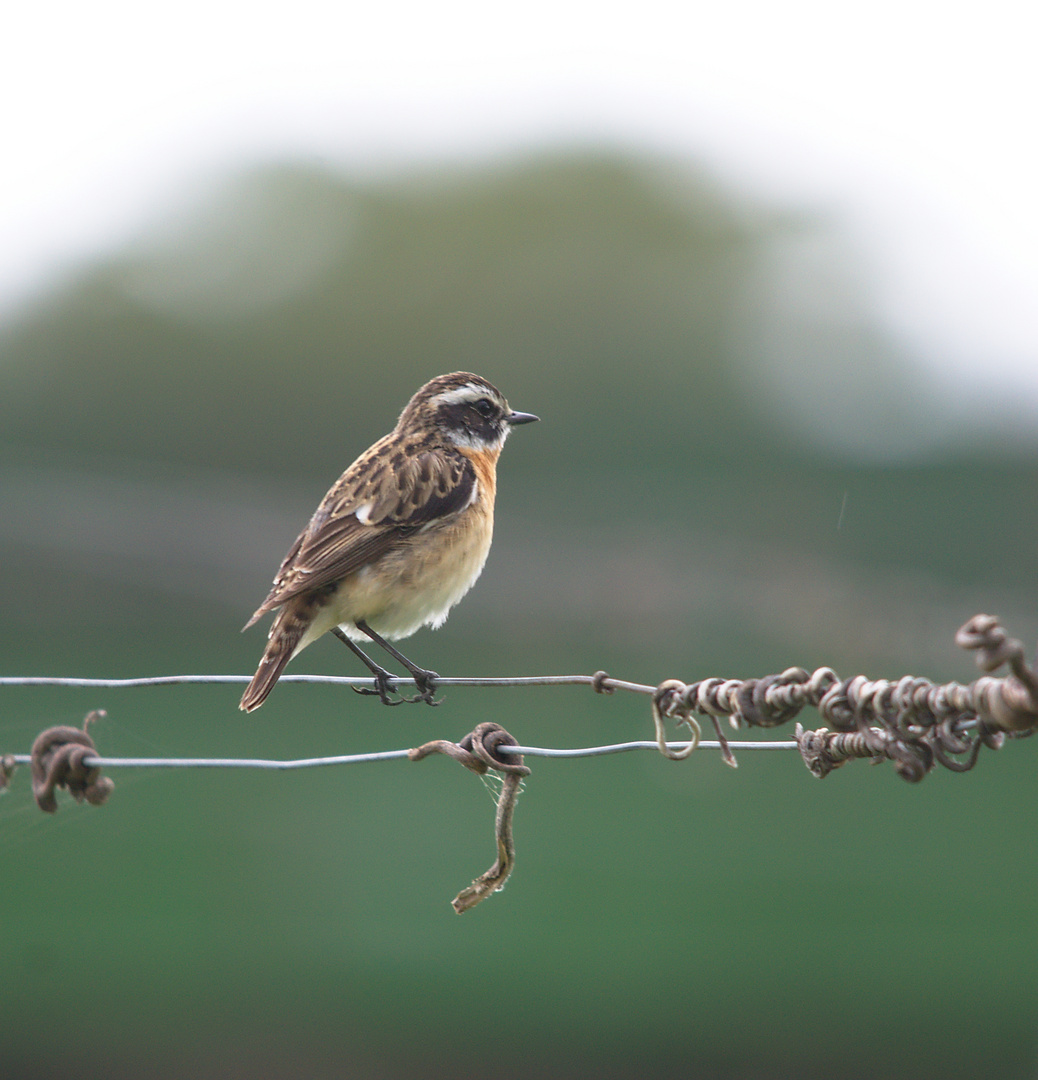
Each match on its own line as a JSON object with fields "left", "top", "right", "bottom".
{"left": 507, "top": 410, "right": 540, "bottom": 425}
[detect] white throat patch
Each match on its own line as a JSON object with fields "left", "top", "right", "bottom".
{"left": 448, "top": 427, "right": 508, "bottom": 452}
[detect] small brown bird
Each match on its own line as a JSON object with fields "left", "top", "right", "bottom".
{"left": 240, "top": 372, "right": 538, "bottom": 711}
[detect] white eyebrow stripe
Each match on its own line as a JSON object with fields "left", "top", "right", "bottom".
{"left": 432, "top": 383, "right": 491, "bottom": 407}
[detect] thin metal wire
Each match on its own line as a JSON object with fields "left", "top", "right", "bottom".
{"left": 7, "top": 613, "right": 1035, "bottom": 782}
{"left": 4, "top": 739, "right": 797, "bottom": 771}
{"left": 0, "top": 673, "right": 644, "bottom": 691}
{"left": 0, "top": 671, "right": 798, "bottom": 767}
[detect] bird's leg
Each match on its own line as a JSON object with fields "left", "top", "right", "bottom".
{"left": 355, "top": 619, "right": 442, "bottom": 705}
{"left": 330, "top": 626, "right": 407, "bottom": 706}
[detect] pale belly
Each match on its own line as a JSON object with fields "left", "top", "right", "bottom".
{"left": 294, "top": 513, "right": 494, "bottom": 653}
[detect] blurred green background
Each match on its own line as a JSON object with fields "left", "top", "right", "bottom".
{"left": 1, "top": 151, "right": 1036, "bottom": 1079}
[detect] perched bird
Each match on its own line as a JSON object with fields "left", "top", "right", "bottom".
{"left": 240, "top": 372, "right": 538, "bottom": 711}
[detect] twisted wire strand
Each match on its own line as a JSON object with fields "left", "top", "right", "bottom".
{"left": 409, "top": 722, "right": 530, "bottom": 912}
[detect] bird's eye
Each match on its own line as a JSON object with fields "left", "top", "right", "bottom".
{"left": 473, "top": 399, "right": 496, "bottom": 419}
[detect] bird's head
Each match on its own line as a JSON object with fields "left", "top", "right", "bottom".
{"left": 399, "top": 372, "right": 539, "bottom": 452}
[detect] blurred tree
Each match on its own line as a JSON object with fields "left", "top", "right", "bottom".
{"left": 0, "top": 151, "right": 901, "bottom": 477}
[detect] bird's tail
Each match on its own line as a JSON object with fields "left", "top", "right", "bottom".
{"left": 239, "top": 607, "right": 308, "bottom": 712}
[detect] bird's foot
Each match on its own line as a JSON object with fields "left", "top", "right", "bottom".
{"left": 352, "top": 666, "right": 408, "bottom": 706}
{"left": 350, "top": 620, "right": 442, "bottom": 705}
{"left": 406, "top": 668, "right": 442, "bottom": 706}
{"left": 352, "top": 666, "right": 441, "bottom": 706}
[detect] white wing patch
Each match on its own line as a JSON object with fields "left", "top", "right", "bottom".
{"left": 354, "top": 501, "right": 374, "bottom": 525}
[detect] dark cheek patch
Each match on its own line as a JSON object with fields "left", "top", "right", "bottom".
{"left": 476, "top": 418, "right": 501, "bottom": 443}
{"left": 441, "top": 404, "right": 470, "bottom": 433}
{"left": 439, "top": 403, "right": 507, "bottom": 446}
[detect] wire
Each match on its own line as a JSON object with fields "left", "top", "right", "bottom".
{"left": 0, "top": 673, "right": 650, "bottom": 691}
{"left": 5, "top": 611, "right": 1037, "bottom": 786}
{"left": 0, "top": 671, "right": 796, "bottom": 772}
{"left": 6, "top": 615, "right": 1031, "bottom": 913}
{"left": 4, "top": 738, "right": 797, "bottom": 772}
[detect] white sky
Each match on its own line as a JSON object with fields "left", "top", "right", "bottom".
{"left": 3, "top": 0, "right": 1037, "bottom": 400}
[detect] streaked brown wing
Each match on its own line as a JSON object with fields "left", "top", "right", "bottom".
{"left": 245, "top": 448, "right": 476, "bottom": 624}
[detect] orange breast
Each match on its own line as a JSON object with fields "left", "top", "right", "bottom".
{"left": 459, "top": 446, "right": 499, "bottom": 504}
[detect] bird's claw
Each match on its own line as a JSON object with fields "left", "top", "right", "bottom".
{"left": 352, "top": 669, "right": 441, "bottom": 706}
{"left": 353, "top": 672, "right": 407, "bottom": 706}
{"left": 386, "top": 670, "right": 442, "bottom": 705}
{"left": 409, "top": 670, "right": 442, "bottom": 706}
